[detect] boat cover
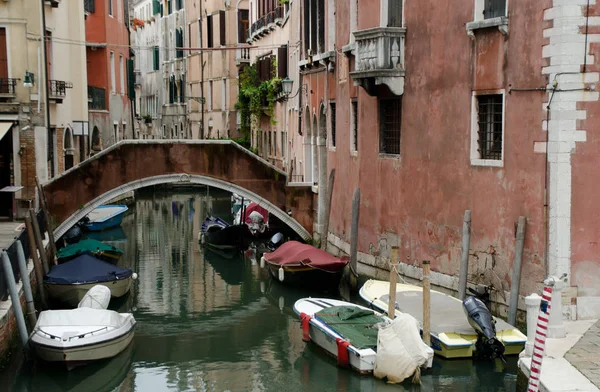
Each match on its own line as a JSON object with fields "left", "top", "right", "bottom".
{"left": 373, "top": 313, "right": 434, "bottom": 383}
{"left": 315, "top": 306, "right": 385, "bottom": 350}
{"left": 87, "top": 205, "right": 128, "bottom": 223}
{"left": 201, "top": 216, "right": 229, "bottom": 233}
{"left": 57, "top": 239, "right": 124, "bottom": 259}
{"left": 45, "top": 254, "right": 133, "bottom": 285}
{"left": 78, "top": 285, "right": 111, "bottom": 310}
{"left": 36, "top": 308, "right": 125, "bottom": 329}
{"left": 263, "top": 241, "right": 349, "bottom": 272}
{"left": 243, "top": 203, "right": 269, "bottom": 224}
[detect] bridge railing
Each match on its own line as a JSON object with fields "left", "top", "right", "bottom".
{"left": 0, "top": 211, "right": 47, "bottom": 301}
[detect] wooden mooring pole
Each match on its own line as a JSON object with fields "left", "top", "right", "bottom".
{"left": 458, "top": 210, "right": 471, "bottom": 300}
{"left": 422, "top": 260, "right": 431, "bottom": 346}
{"left": 25, "top": 215, "right": 47, "bottom": 308}
{"left": 388, "top": 246, "right": 399, "bottom": 319}
{"left": 29, "top": 209, "right": 49, "bottom": 275}
{"left": 321, "top": 169, "right": 335, "bottom": 250}
{"left": 508, "top": 216, "right": 527, "bottom": 326}
{"left": 35, "top": 177, "right": 57, "bottom": 264}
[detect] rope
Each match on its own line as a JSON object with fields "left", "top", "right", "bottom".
{"left": 387, "top": 260, "right": 407, "bottom": 284}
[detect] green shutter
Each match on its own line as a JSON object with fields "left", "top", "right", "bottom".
{"left": 152, "top": 0, "right": 160, "bottom": 15}
{"left": 127, "top": 59, "right": 135, "bottom": 99}
{"left": 153, "top": 46, "right": 159, "bottom": 70}
{"left": 180, "top": 75, "right": 185, "bottom": 103}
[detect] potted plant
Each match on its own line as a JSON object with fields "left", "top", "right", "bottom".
{"left": 142, "top": 114, "right": 153, "bottom": 125}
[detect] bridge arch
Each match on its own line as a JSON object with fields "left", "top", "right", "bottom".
{"left": 42, "top": 140, "right": 314, "bottom": 241}
{"left": 53, "top": 173, "right": 311, "bottom": 240}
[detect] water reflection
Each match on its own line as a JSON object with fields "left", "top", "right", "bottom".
{"left": 2, "top": 186, "right": 519, "bottom": 392}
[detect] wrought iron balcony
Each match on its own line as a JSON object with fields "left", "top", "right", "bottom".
{"left": 349, "top": 27, "right": 406, "bottom": 96}
{"left": 0, "top": 78, "right": 18, "bottom": 99}
{"left": 235, "top": 45, "right": 250, "bottom": 66}
{"left": 49, "top": 80, "right": 73, "bottom": 103}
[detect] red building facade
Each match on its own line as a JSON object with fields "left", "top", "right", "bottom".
{"left": 301, "top": 0, "right": 600, "bottom": 318}
{"left": 86, "top": 0, "right": 133, "bottom": 151}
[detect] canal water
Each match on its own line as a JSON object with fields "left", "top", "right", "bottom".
{"left": 1, "top": 187, "right": 519, "bottom": 391}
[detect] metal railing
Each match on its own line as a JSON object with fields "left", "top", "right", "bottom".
{"left": 88, "top": 85, "right": 106, "bottom": 110}
{"left": 49, "top": 80, "right": 73, "bottom": 98}
{"left": 0, "top": 78, "right": 18, "bottom": 96}
{"left": 275, "top": 6, "right": 284, "bottom": 20}
{"left": 0, "top": 211, "right": 46, "bottom": 301}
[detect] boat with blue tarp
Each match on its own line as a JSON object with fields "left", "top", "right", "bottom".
{"left": 81, "top": 205, "right": 129, "bottom": 232}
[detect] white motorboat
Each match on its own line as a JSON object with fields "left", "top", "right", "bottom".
{"left": 29, "top": 286, "right": 136, "bottom": 367}
{"left": 293, "top": 297, "right": 433, "bottom": 378}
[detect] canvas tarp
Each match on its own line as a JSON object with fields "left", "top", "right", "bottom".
{"left": 263, "top": 241, "right": 349, "bottom": 272}
{"left": 45, "top": 254, "right": 132, "bottom": 284}
{"left": 315, "top": 306, "right": 386, "bottom": 350}
{"left": 57, "top": 239, "right": 123, "bottom": 260}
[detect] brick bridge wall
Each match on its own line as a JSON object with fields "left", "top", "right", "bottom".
{"left": 42, "top": 140, "right": 314, "bottom": 236}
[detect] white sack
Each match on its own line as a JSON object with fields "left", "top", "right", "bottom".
{"left": 373, "top": 313, "right": 434, "bottom": 384}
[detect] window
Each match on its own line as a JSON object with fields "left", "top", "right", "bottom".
{"left": 220, "top": 11, "right": 226, "bottom": 46}
{"left": 387, "top": 0, "right": 402, "bottom": 27}
{"left": 176, "top": 0, "right": 183, "bottom": 10}
{"left": 110, "top": 52, "right": 116, "bottom": 93}
{"left": 180, "top": 75, "right": 185, "bottom": 103}
{"left": 281, "top": 131, "right": 286, "bottom": 161}
{"left": 176, "top": 29, "right": 183, "bottom": 58}
{"left": 379, "top": 98, "right": 402, "bottom": 155}
{"left": 108, "top": 0, "right": 113, "bottom": 16}
{"left": 119, "top": 55, "right": 124, "bottom": 94}
{"left": 117, "top": 0, "right": 122, "bottom": 21}
{"left": 304, "top": 0, "right": 325, "bottom": 54}
{"left": 114, "top": 123, "right": 118, "bottom": 142}
{"left": 206, "top": 14, "right": 214, "bottom": 48}
{"left": 153, "top": 46, "right": 160, "bottom": 70}
{"left": 484, "top": 0, "right": 506, "bottom": 19}
{"left": 0, "top": 28, "right": 8, "bottom": 85}
{"left": 168, "top": 0, "right": 172, "bottom": 14}
{"left": 208, "top": 80, "right": 213, "bottom": 111}
{"left": 277, "top": 45, "right": 288, "bottom": 79}
{"left": 330, "top": 102, "right": 336, "bottom": 148}
{"left": 238, "top": 10, "right": 249, "bottom": 43}
{"left": 351, "top": 100, "right": 358, "bottom": 152}
{"left": 222, "top": 79, "right": 226, "bottom": 110}
{"left": 471, "top": 93, "right": 504, "bottom": 164}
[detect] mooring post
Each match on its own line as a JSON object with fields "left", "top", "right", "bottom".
{"left": 526, "top": 283, "right": 554, "bottom": 392}
{"left": 25, "top": 215, "right": 47, "bottom": 308}
{"left": 320, "top": 169, "right": 335, "bottom": 250}
{"left": 388, "top": 247, "right": 399, "bottom": 319}
{"left": 422, "top": 260, "right": 431, "bottom": 346}
{"left": 545, "top": 274, "right": 567, "bottom": 338}
{"left": 1, "top": 251, "right": 29, "bottom": 350}
{"left": 29, "top": 209, "right": 49, "bottom": 275}
{"left": 35, "top": 177, "right": 57, "bottom": 263}
{"left": 350, "top": 188, "right": 360, "bottom": 274}
{"left": 524, "top": 293, "right": 542, "bottom": 357}
{"left": 508, "top": 216, "right": 527, "bottom": 326}
{"left": 15, "top": 240, "right": 37, "bottom": 328}
{"left": 458, "top": 210, "right": 471, "bottom": 300}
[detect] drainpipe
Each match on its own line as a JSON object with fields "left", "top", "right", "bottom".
{"left": 40, "top": 0, "right": 53, "bottom": 178}
{"left": 200, "top": 12, "right": 205, "bottom": 139}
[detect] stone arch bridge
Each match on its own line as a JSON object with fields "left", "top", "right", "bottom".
{"left": 42, "top": 140, "right": 315, "bottom": 240}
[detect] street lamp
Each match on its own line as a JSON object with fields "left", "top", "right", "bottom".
{"left": 281, "top": 77, "right": 293, "bottom": 96}
{"left": 23, "top": 72, "right": 34, "bottom": 88}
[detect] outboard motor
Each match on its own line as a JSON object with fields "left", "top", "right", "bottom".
{"left": 462, "top": 295, "right": 506, "bottom": 362}
{"left": 266, "top": 232, "right": 285, "bottom": 251}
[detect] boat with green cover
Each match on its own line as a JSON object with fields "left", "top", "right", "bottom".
{"left": 57, "top": 239, "right": 124, "bottom": 264}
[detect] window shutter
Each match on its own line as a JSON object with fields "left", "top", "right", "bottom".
{"left": 176, "top": 29, "right": 183, "bottom": 58}
{"left": 219, "top": 11, "right": 226, "bottom": 46}
{"left": 153, "top": 46, "right": 159, "bottom": 70}
{"left": 277, "top": 45, "right": 288, "bottom": 78}
{"left": 127, "top": 59, "right": 135, "bottom": 99}
{"left": 180, "top": 75, "right": 185, "bottom": 103}
{"left": 152, "top": 0, "right": 159, "bottom": 15}
{"left": 207, "top": 15, "right": 213, "bottom": 48}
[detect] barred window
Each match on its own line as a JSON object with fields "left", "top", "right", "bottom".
{"left": 476, "top": 94, "right": 503, "bottom": 160}
{"left": 379, "top": 98, "right": 402, "bottom": 155}
{"left": 351, "top": 100, "right": 358, "bottom": 152}
{"left": 484, "top": 0, "right": 506, "bottom": 19}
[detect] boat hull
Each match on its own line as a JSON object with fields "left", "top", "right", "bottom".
{"left": 45, "top": 278, "right": 132, "bottom": 307}
{"left": 266, "top": 264, "right": 343, "bottom": 290}
{"left": 84, "top": 213, "right": 126, "bottom": 232}
{"left": 200, "top": 224, "right": 249, "bottom": 250}
{"left": 293, "top": 298, "right": 379, "bottom": 373}
{"left": 31, "top": 327, "right": 135, "bottom": 363}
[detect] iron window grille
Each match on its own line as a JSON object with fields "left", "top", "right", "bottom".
{"left": 484, "top": 0, "right": 506, "bottom": 19}
{"left": 49, "top": 80, "right": 73, "bottom": 97}
{"left": 476, "top": 94, "right": 503, "bottom": 160}
{"left": 88, "top": 86, "right": 106, "bottom": 110}
{"left": 84, "top": 0, "right": 95, "bottom": 13}
{"left": 379, "top": 98, "right": 402, "bottom": 155}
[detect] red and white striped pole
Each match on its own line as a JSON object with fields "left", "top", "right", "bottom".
{"left": 526, "top": 284, "right": 553, "bottom": 392}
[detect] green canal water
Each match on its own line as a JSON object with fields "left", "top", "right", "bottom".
{"left": 1, "top": 187, "right": 519, "bottom": 391}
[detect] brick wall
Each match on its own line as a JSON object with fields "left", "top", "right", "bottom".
{"left": 56, "top": 127, "right": 65, "bottom": 175}
{"left": 19, "top": 128, "right": 37, "bottom": 201}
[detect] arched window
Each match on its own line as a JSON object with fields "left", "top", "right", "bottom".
{"left": 63, "top": 127, "right": 74, "bottom": 170}
{"left": 91, "top": 126, "right": 101, "bottom": 153}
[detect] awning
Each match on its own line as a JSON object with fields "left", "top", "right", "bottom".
{"left": 0, "top": 122, "right": 13, "bottom": 141}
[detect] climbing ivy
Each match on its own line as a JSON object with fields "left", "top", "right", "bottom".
{"left": 235, "top": 60, "right": 282, "bottom": 145}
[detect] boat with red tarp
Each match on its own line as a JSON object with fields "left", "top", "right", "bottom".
{"left": 260, "top": 241, "right": 349, "bottom": 289}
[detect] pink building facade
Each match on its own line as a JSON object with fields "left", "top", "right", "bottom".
{"left": 305, "top": 0, "right": 600, "bottom": 318}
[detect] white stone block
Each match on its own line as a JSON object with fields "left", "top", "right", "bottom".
{"left": 577, "top": 296, "right": 600, "bottom": 319}
{"left": 534, "top": 141, "right": 547, "bottom": 153}
{"left": 573, "top": 130, "right": 587, "bottom": 142}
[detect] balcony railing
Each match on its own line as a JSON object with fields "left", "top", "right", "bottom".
{"left": 275, "top": 6, "right": 285, "bottom": 21}
{"left": 0, "top": 78, "right": 18, "bottom": 98}
{"left": 236, "top": 45, "right": 251, "bottom": 66}
{"left": 88, "top": 85, "right": 106, "bottom": 110}
{"left": 349, "top": 27, "right": 406, "bottom": 96}
{"left": 49, "top": 80, "right": 73, "bottom": 103}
